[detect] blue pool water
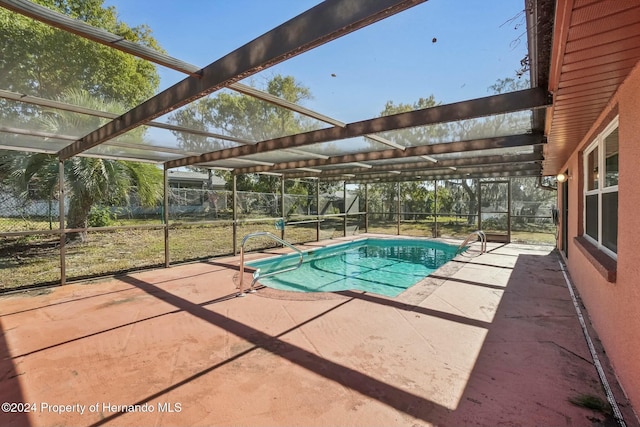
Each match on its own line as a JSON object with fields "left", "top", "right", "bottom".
{"left": 246, "top": 238, "right": 458, "bottom": 297}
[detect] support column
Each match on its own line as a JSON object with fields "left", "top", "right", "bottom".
{"left": 434, "top": 179, "right": 438, "bottom": 238}
{"left": 507, "top": 177, "right": 512, "bottom": 242}
{"left": 58, "top": 160, "right": 66, "bottom": 285}
{"left": 343, "top": 181, "right": 347, "bottom": 237}
{"left": 281, "top": 176, "right": 285, "bottom": 241}
{"left": 396, "top": 181, "right": 401, "bottom": 235}
{"left": 163, "top": 166, "right": 170, "bottom": 267}
{"left": 316, "top": 179, "right": 320, "bottom": 242}
{"left": 364, "top": 183, "right": 369, "bottom": 233}
{"left": 477, "top": 179, "right": 482, "bottom": 230}
{"left": 232, "top": 174, "right": 238, "bottom": 255}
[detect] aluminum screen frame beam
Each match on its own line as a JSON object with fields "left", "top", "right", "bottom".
{"left": 350, "top": 169, "right": 541, "bottom": 183}
{"left": 0, "top": 0, "right": 450, "bottom": 161}
{"left": 0, "top": 126, "right": 167, "bottom": 163}
{"left": 0, "top": 89, "right": 254, "bottom": 146}
{"left": 281, "top": 152, "right": 543, "bottom": 179}
{"left": 0, "top": 84, "right": 405, "bottom": 158}
{"left": 50, "top": 0, "right": 425, "bottom": 160}
{"left": 0, "top": 124, "right": 253, "bottom": 164}
{"left": 0, "top": 2, "right": 347, "bottom": 127}
{"left": 0, "top": 125, "right": 77, "bottom": 142}
{"left": 0, "top": 88, "right": 364, "bottom": 163}
{"left": 168, "top": 88, "right": 550, "bottom": 169}
{"left": 0, "top": 0, "right": 201, "bottom": 76}
{"left": 229, "top": 83, "right": 346, "bottom": 128}
{"left": 322, "top": 163, "right": 541, "bottom": 182}
{"left": 231, "top": 132, "right": 544, "bottom": 174}
{"left": 365, "top": 134, "right": 406, "bottom": 150}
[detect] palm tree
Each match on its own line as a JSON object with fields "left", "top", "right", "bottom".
{"left": 1, "top": 89, "right": 162, "bottom": 242}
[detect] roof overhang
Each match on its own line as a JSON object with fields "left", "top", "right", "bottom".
{"left": 543, "top": 0, "right": 640, "bottom": 175}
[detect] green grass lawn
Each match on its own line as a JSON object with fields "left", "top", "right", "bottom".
{"left": 0, "top": 220, "right": 329, "bottom": 290}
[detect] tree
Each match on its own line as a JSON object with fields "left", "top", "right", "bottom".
{"left": 511, "top": 177, "right": 555, "bottom": 219}
{"left": 0, "top": 1, "right": 165, "bottom": 241}
{"left": 168, "top": 74, "right": 323, "bottom": 193}
{"left": 0, "top": 0, "right": 160, "bottom": 107}
{"left": 402, "top": 181, "right": 429, "bottom": 220}
{"left": 435, "top": 185, "right": 454, "bottom": 214}
{"left": 379, "top": 96, "right": 449, "bottom": 145}
{"left": 0, "top": 90, "right": 163, "bottom": 242}
{"left": 443, "top": 77, "right": 533, "bottom": 224}
{"left": 443, "top": 179, "right": 478, "bottom": 225}
{"left": 362, "top": 97, "right": 448, "bottom": 220}
{"left": 358, "top": 182, "right": 400, "bottom": 221}
{"left": 447, "top": 77, "right": 531, "bottom": 143}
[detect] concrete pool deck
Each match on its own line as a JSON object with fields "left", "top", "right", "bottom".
{"left": 0, "top": 235, "right": 636, "bottom": 426}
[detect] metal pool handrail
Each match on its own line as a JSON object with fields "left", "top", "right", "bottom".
{"left": 238, "top": 231, "right": 303, "bottom": 297}
{"left": 456, "top": 230, "right": 487, "bottom": 255}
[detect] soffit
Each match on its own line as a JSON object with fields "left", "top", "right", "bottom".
{"left": 544, "top": 0, "right": 640, "bottom": 174}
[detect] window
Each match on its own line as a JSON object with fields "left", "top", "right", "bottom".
{"left": 583, "top": 118, "right": 618, "bottom": 258}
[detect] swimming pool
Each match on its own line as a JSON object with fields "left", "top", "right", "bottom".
{"left": 246, "top": 238, "right": 459, "bottom": 297}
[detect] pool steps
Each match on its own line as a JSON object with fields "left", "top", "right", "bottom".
{"left": 456, "top": 230, "right": 487, "bottom": 255}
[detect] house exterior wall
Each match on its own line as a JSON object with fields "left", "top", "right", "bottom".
{"left": 558, "top": 62, "right": 640, "bottom": 412}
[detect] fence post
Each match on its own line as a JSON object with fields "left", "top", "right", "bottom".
{"left": 477, "top": 179, "right": 482, "bottom": 230}
{"left": 507, "top": 177, "right": 512, "bottom": 242}
{"left": 163, "top": 166, "right": 170, "bottom": 267}
{"left": 434, "top": 179, "right": 438, "bottom": 238}
{"left": 343, "top": 181, "right": 347, "bottom": 237}
{"left": 281, "top": 176, "right": 285, "bottom": 241}
{"left": 396, "top": 181, "right": 400, "bottom": 235}
{"left": 233, "top": 174, "right": 238, "bottom": 255}
{"left": 58, "top": 160, "right": 66, "bottom": 285}
{"left": 364, "top": 183, "right": 368, "bottom": 233}
{"left": 316, "top": 179, "right": 320, "bottom": 242}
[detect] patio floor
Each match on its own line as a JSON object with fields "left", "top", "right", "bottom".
{"left": 0, "top": 235, "right": 634, "bottom": 426}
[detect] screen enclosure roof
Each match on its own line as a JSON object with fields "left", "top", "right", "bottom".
{"left": 0, "top": 0, "right": 562, "bottom": 183}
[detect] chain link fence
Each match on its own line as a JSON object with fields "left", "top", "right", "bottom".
{"left": 0, "top": 183, "right": 60, "bottom": 232}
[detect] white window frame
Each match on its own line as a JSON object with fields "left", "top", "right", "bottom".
{"left": 583, "top": 116, "right": 618, "bottom": 260}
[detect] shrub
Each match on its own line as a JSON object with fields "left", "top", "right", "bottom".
{"left": 88, "top": 205, "right": 115, "bottom": 227}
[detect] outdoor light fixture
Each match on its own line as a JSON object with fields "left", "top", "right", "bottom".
{"left": 556, "top": 172, "right": 571, "bottom": 182}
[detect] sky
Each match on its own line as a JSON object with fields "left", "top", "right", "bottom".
{"left": 103, "top": 0, "right": 530, "bottom": 125}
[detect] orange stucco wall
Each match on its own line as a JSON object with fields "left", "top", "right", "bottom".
{"left": 559, "top": 62, "right": 640, "bottom": 411}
